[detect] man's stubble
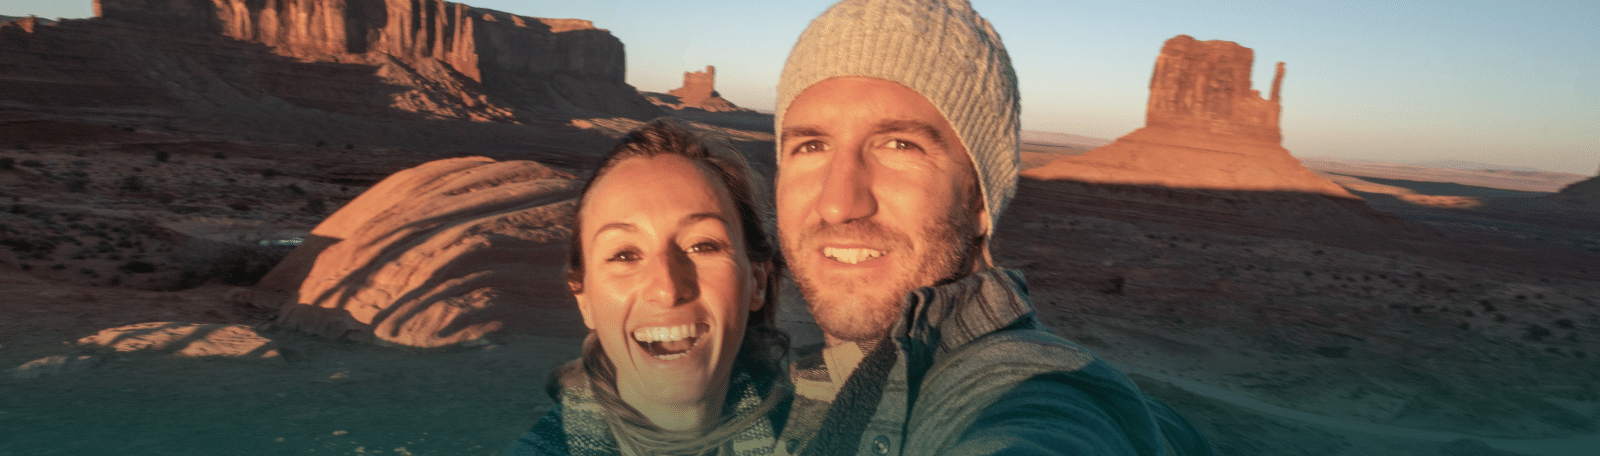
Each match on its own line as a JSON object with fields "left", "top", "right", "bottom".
{"left": 782, "top": 203, "right": 982, "bottom": 343}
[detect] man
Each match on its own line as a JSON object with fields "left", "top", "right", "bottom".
{"left": 771, "top": 1, "right": 1213, "bottom": 455}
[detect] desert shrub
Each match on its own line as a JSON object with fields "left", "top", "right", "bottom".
{"left": 228, "top": 201, "right": 251, "bottom": 211}
{"left": 285, "top": 184, "right": 305, "bottom": 195}
{"left": 1, "top": 237, "right": 56, "bottom": 259}
{"left": 303, "top": 196, "right": 326, "bottom": 215}
{"left": 19, "top": 159, "right": 42, "bottom": 167}
{"left": 0, "top": 157, "right": 13, "bottom": 170}
{"left": 345, "top": 143, "right": 354, "bottom": 149}
{"left": 154, "top": 150, "right": 170, "bottom": 162}
{"left": 261, "top": 168, "right": 279, "bottom": 179}
{"left": 1525, "top": 325, "right": 1551, "bottom": 341}
{"left": 119, "top": 175, "right": 145, "bottom": 193}
{"left": 213, "top": 150, "right": 227, "bottom": 160}
{"left": 315, "top": 140, "right": 327, "bottom": 147}
{"left": 118, "top": 260, "right": 156, "bottom": 274}
{"left": 65, "top": 178, "right": 89, "bottom": 193}
{"left": 1554, "top": 319, "right": 1575, "bottom": 329}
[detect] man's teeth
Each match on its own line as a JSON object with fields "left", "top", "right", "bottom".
{"left": 823, "top": 247, "right": 884, "bottom": 264}
{"left": 632, "top": 324, "right": 700, "bottom": 343}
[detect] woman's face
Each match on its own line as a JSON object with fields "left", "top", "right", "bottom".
{"left": 574, "top": 154, "right": 760, "bottom": 430}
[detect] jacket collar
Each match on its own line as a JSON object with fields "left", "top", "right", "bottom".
{"left": 890, "top": 268, "right": 1036, "bottom": 359}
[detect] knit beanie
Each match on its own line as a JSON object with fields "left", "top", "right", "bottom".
{"left": 776, "top": 0, "right": 1021, "bottom": 242}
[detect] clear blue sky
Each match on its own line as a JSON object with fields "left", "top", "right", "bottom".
{"left": 6, "top": 1, "right": 1597, "bottom": 174}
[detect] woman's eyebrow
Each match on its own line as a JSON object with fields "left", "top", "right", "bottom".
{"left": 592, "top": 222, "right": 638, "bottom": 240}
{"left": 682, "top": 212, "right": 729, "bottom": 228}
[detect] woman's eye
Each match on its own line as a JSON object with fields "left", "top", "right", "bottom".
{"left": 688, "top": 242, "right": 722, "bottom": 254}
{"left": 606, "top": 250, "right": 640, "bottom": 262}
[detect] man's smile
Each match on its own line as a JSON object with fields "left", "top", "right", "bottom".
{"left": 822, "top": 246, "right": 886, "bottom": 264}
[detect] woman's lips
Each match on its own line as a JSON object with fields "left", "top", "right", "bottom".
{"left": 632, "top": 322, "right": 709, "bottom": 360}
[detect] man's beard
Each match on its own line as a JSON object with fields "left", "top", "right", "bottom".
{"left": 782, "top": 209, "right": 981, "bottom": 343}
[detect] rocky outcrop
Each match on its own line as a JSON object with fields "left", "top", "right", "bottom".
{"left": 1027, "top": 35, "right": 1350, "bottom": 198}
{"left": 655, "top": 65, "right": 744, "bottom": 112}
{"left": 1547, "top": 173, "right": 1600, "bottom": 209}
{"left": 0, "top": 0, "right": 659, "bottom": 137}
{"left": 254, "top": 157, "right": 585, "bottom": 347}
{"left": 1019, "top": 35, "right": 1419, "bottom": 245}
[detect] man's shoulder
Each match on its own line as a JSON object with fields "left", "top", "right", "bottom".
{"left": 925, "top": 325, "right": 1102, "bottom": 387}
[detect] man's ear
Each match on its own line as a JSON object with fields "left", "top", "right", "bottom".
{"left": 748, "top": 261, "right": 769, "bottom": 312}
{"left": 571, "top": 280, "right": 596, "bottom": 330}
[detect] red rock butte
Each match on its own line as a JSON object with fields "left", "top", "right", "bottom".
{"left": 662, "top": 65, "right": 743, "bottom": 112}
{"left": 1026, "top": 35, "right": 1353, "bottom": 198}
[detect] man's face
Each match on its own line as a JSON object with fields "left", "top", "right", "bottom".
{"left": 777, "top": 77, "right": 982, "bottom": 343}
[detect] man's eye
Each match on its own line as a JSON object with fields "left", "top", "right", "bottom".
{"left": 606, "top": 250, "right": 640, "bottom": 262}
{"left": 884, "top": 139, "right": 921, "bottom": 151}
{"left": 792, "top": 141, "right": 828, "bottom": 154}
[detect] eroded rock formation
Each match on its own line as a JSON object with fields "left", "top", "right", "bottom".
{"left": 254, "top": 157, "right": 584, "bottom": 347}
{"left": 657, "top": 65, "right": 744, "bottom": 112}
{"left": 0, "top": 0, "right": 659, "bottom": 147}
{"left": 1019, "top": 35, "right": 1416, "bottom": 244}
{"left": 1027, "top": 35, "right": 1349, "bottom": 198}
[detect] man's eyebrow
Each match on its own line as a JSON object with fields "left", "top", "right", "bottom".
{"left": 871, "top": 119, "right": 947, "bottom": 148}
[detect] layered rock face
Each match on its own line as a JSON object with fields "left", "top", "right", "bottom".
{"left": 0, "top": 0, "right": 658, "bottom": 133}
{"left": 1027, "top": 35, "right": 1349, "bottom": 198}
{"left": 659, "top": 65, "right": 743, "bottom": 112}
{"left": 254, "top": 157, "right": 584, "bottom": 347}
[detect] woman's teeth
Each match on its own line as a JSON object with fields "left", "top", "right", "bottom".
{"left": 823, "top": 247, "right": 884, "bottom": 264}
{"left": 632, "top": 324, "right": 703, "bottom": 360}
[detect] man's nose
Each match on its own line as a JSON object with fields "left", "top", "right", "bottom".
{"left": 816, "top": 146, "right": 877, "bottom": 225}
{"left": 643, "top": 248, "right": 699, "bottom": 306}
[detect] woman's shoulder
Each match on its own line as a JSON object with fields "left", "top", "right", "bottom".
{"left": 503, "top": 404, "right": 573, "bottom": 456}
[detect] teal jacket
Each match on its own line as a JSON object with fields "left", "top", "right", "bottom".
{"left": 793, "top": 269, "right": 1212, "bottom": 456}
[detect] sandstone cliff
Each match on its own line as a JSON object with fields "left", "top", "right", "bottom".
{"left": 1027, "top": 35, "right": 1349, "bottom": 198}
{"left": 658, "top": 65, "right": 744, "bottom": 112}
{"left": 0, "top": 0, "right": 658, "bottom": 148}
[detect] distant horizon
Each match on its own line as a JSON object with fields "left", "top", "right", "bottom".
{"left": 3, "top": 0, "right": 1596, "bottom": 175}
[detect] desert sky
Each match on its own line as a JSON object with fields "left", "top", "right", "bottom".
{"left": 4, "top": 0, "right": 1597, "bottom": 174}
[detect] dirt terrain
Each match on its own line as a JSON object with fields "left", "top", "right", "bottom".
{"left": 4, "top": 112, "right": 1598, "bottom": 455}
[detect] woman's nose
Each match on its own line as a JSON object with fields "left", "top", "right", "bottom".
{"left": 643, "top": 249, "right": 699, "bottom": 306}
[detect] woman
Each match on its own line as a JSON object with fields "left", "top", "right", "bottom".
{"left": 505, "top": 119, "right": 790, "bottom": 456}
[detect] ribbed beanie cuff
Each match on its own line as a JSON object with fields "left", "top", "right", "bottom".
{"left": 776, "top": 0, "right": 1021, "bottom": 239}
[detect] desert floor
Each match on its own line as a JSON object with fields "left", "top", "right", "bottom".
{"left": 3, "top": 110, "right": 1599, "bottom": 456}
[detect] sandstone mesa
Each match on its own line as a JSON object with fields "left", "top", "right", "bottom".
{"left": 1026, "top": 35, "right": 1352, "bottom": 198}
